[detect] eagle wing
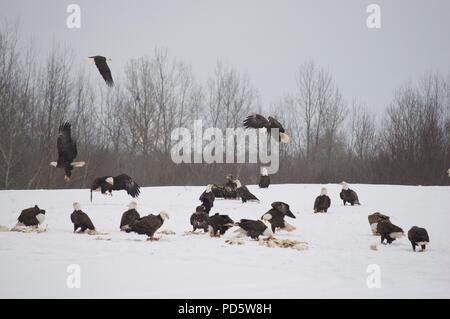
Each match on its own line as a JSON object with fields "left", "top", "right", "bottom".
{"left": 237, "top": 185, "right": 259, "bottom": 202}
{"left": 243, "top": 114, "right": 270, "bottom": 129}
{"left": 313, "top": 196, "right": 321, "bottom": 210}
{"left": 79, "top": 212, "right": 95, "bottom": 230}
{"left": 238, "top": 219, "right": 266, "bottom": 238}
{"left": 267, "top": 116, "right": 286, "bottom": 133}
{"left": 91, "top": 56, "right": 114, "bottom": 87}
{"left": 57, "top": 122, "right": 77, "bottom": 164}
{"left": 209, "top": 184, "right": 227, "bottom": 198}
{"left": 132, "top": 215, "right": 162, "bottom": 236}
{"left": 114, "top": 174, "right": 141, "bottom": 198}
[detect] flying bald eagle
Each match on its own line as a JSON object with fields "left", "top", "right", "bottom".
{"left": 70, "top": 203, "right": 95, "bottom": 233}
{"left": 233, "top": 178, "right": 259, "bottom": 203}
{"left": 190, "top": 205, "right": 209, "bottom": 233}
{"left": 313, "top": 187, "right": 331, "bottom": 213}
{"left": 258, "top": 167, "right": 270, "bottom": 188}
{"left": 125, "top": 212, "right": 169, "bottom": 241}
{"left": 199, "top": 184, "right": 215, "bottom": 213}
{"left": 86, "top": 55, "right": 114, "bottom": 87}
{"left": 340, "top": 182, "right": 360, "bottom": 206}
{"left": 17, "top": 205, "right": 46, "bottom": 227}
{"left": 50, "top": 122, "right": 85, "bottom": 181}
{"left": 235, "top": 219, "right": 273, "bottom": 240}
{"left": 243, "top": 114, "right": 289, "bottom": 143}
{"left": 120, "top": 202, "right": 140, "bottom": 231}
{"left": 90, "top": 174, "right": 140, "bottom": 201}
{"left": 208, "top": 213, "right": 234, "bottom": 237}
{"left": 261, "top": 201, "right": 296, "bottom": 233}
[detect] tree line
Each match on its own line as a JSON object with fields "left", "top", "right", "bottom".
{"left": 0, "top": 27, "right": 449, "bottom": 190}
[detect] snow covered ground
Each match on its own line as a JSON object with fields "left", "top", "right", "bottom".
{"left": 0, "top": 183, "right": 449, "bottom": 298}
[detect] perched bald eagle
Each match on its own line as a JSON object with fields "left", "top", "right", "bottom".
{"left": 50, "top": 122, "right": 85, "bottom": 181}
{"left": 235, "top": 219, "right": 273, "bottom": 240}
{"left": 17, "top": 205, "right": 46, "bottom": 227}
{"left": 378, "top": 220, "right": 404, "bottom": 244}
{"left": 87, "top": 56, "right": 114, "bottom": 87}
{"left": 90, "top": 174, "right": 140, "bottom": 201}
{"left": 199, "top": 184, "right": 215, "bottom": 213}
{"left": 190, "top": 205, "right": 209, "bottom": 233}
{"left": 218, "top": 174, "right": 238, "bottom": 199}
{"left": 313, "top": 187, "right": 331, "bottom": 213}
{"left": 258, "top": 167, "right": 270, "bottom": 188}
{"left": 208, "top": 213, "right": 234, "bottom": 237}
{"left": 368, "top": 212, "right": 390, "bottom": 235}
{"left": 408, "top": 226, "right": 429, "bottom": 252}
{"left": 120, "top": 201, "right": 140, "bottom": 231}
{"left": 339, "top": 182, "right": 360, "bottom": 205}
{"left": 126, "top": 212, "right": 169, "bottom": 241}
{"left": 70, "top": 203, "right": 95, "bottom": 233}
{"left": 243, "top": 114, "right": 289, "bottom": 143}
{"left": 261, "top": 202, "right": 296, "bottom": 233}
{"left": 234, "top": 178, "right": 259, "bottom": 203}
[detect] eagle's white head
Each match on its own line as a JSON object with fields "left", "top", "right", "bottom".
{"left": 128, "top": 201, "right": 137, "bottom": 209}
{"left": 73, "top": 202, "right": 81, "bottom": 210}
{"left": 261, "top": 167, "right": 269, "bottom": 176}
{"left": 234, "top": 179, "right": 242, "bottom": 188}
{"left": 340, "top": 181, "right": 349, "bottom": 190}
{"left": 159, "top": 211, "right": 170, "bottom": 221}
{"left": 321, "top": 187, "right": 328, "bottom": 195}
{"left": 280, "top": 132, "right": 290, "bottom": 144}
{"left": 206, "top": 184, "right": 213, "bottom": 193}
{"left": 105, "top": 177, "right": 114, "bottom": 185}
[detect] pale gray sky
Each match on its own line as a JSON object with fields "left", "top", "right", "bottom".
{"left": 1, "top": 0, "right": 449, "bottom": 114}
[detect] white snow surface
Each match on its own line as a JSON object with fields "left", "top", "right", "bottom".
{"left": 1, "top": 184, "right": 449, "bottom": 298}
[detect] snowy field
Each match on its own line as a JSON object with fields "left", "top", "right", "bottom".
{"left": 0, "top": 183, "right": 449, "bottom": 299}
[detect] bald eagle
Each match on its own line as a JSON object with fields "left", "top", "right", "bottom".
{"left": 87, "top": 56, "right": 114, "bottom": 87}
{"left": 313, "top": 187, "right": 331, "bottom": 213}
{"left": 258, "top": 167, "right": 270, "bottom": 188}
{"left": 339, "top": 182, "right": 360, "bottom": 205}
{"left": 50, "top": 122, "right": 85, "bottom": 181}
{"left": 378, "top": 220, "right": 404, "bottom": 244}
{"left": 408, "top": 226, "right": 429, "bottom": 252}
{"left": 90, "top": 174, "right": 140, "bottom": 201}
{"left": 125, "top": 212, "right": 169, "bottom": 241}
{"left": 71, "top": 203, "right": 95, "bottom": 233}
{"left": 368, "top": 212, "right": 390, "bottom": 235}
{"left": 17, "top": 205, "right": 46, "bottom": 227}
{"left": 261, "top": 202, "right": 296, "bottom": 233}
{"left": 234, "top": 178, "right": 259, "bottom": 203}
{"left": 199, "top": 184, "right": 215, "bottom": 213}
{"left": 243, "top": 114, "right": 289, "bottom": 143}
{"left": 120, "top": 202, "right": 140, "bottom": 231}
{"left": 190, "top": 205, "right": 209, "bottom": 233}
{"left": 235, "top": 219, "right": 273, "bottom": 240}
{"left": 208, "top": 213, "right": 234, "bottom": 237}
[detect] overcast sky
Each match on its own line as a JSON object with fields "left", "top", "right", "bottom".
{"left": 1, "top": 0, "right": 449, "bottom": 115}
